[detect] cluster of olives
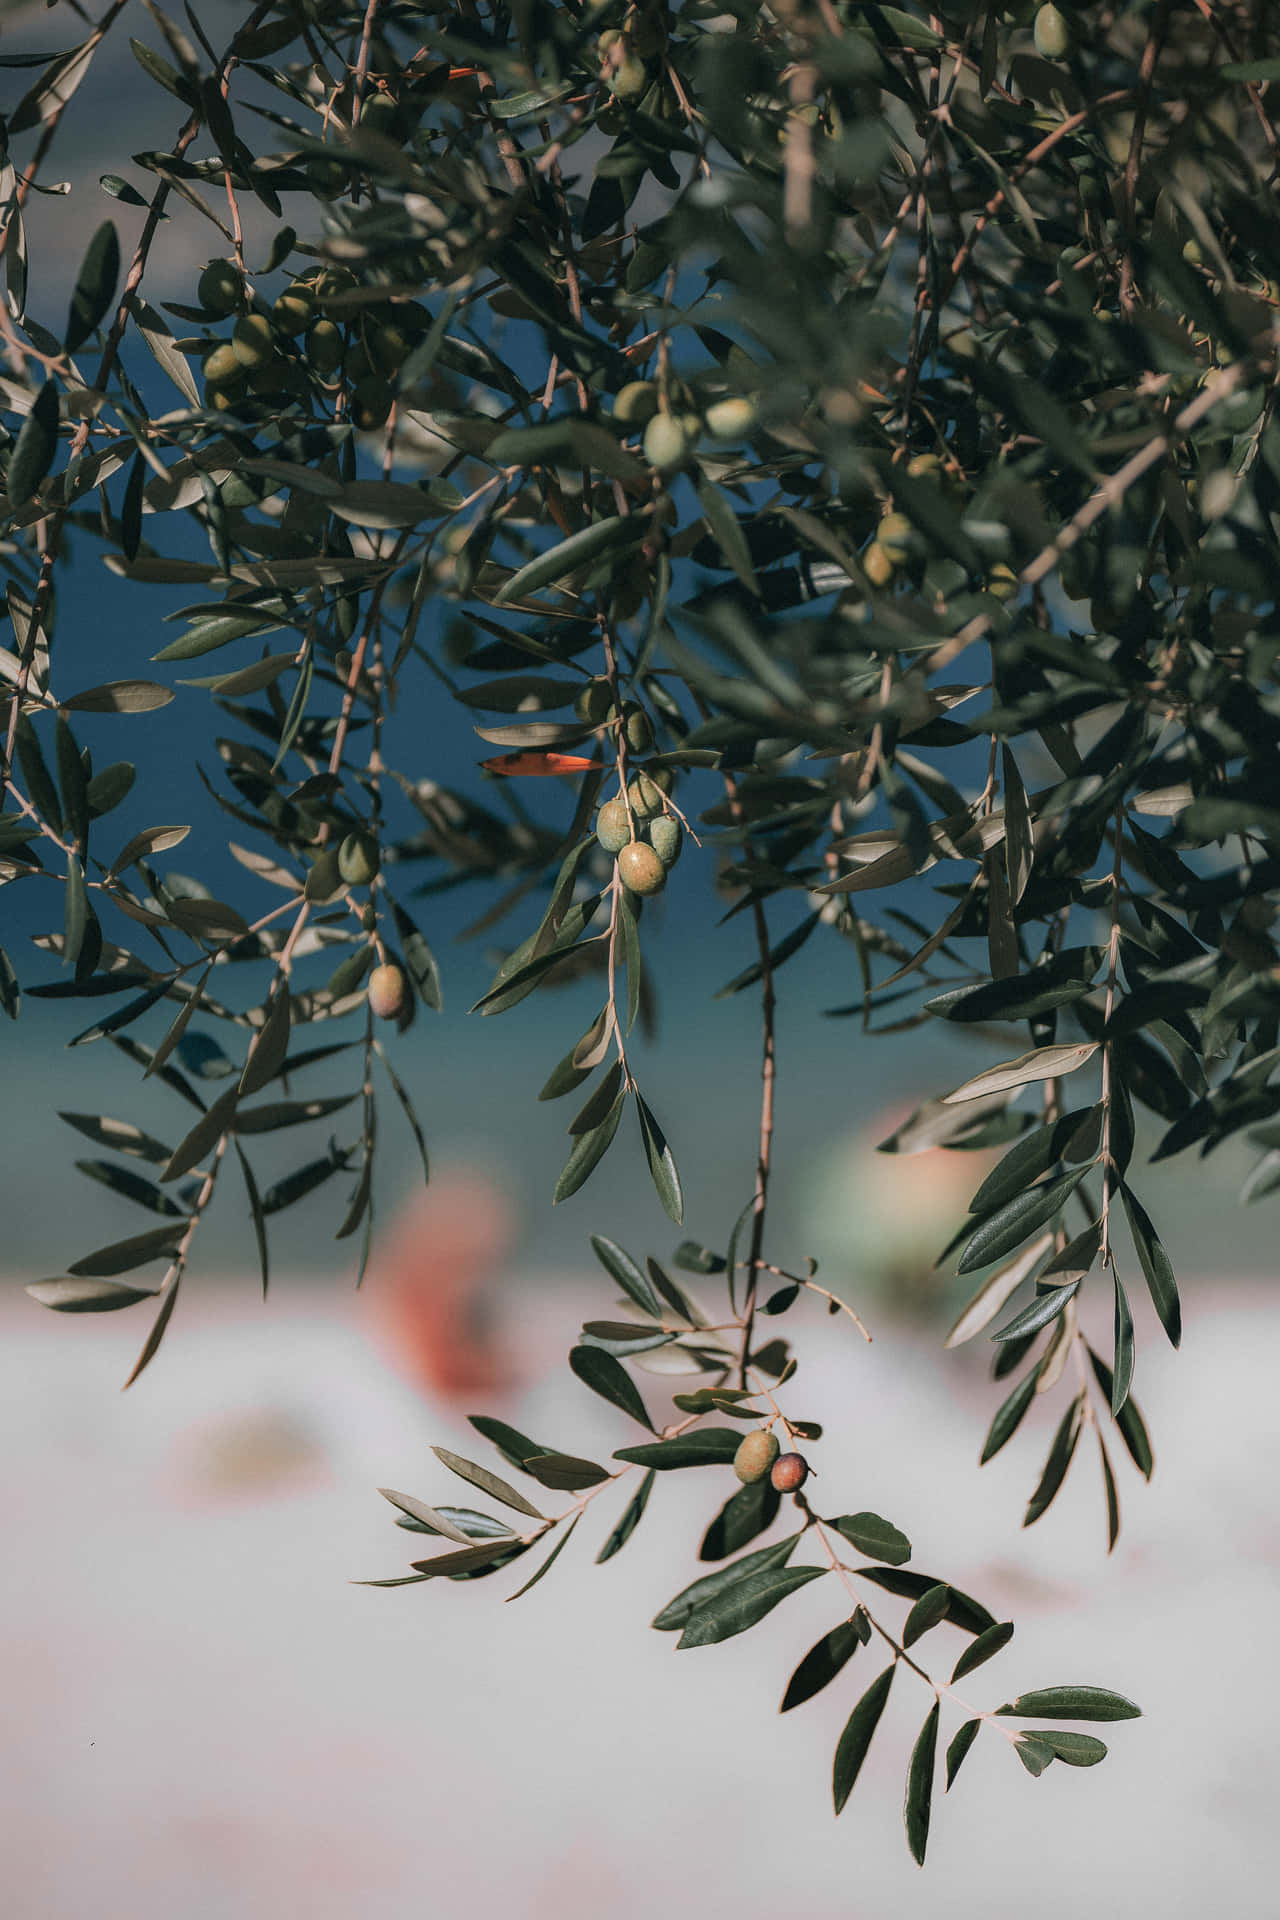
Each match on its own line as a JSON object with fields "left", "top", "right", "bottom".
{"left": 612, "top": 380, "right": 758, "bottom": 473}
{"left": 596, "top": 773, "right": 682, "bottom": 896}
{"left": 733, "top": 1428, "right": 810, "bottom": 1493}
{"left": 861, "top": 510, "right": 913, "bottom": 589}
{"left": 197, "top": 258, "right": 428, "bottom": 426}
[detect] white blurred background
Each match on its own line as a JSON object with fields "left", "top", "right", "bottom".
{"left": 5, "top": 1151, "right": 1277, "bottom": 1920}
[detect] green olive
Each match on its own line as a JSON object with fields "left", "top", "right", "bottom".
{"left": 613, "top": 380, "right": 660, "bottom": 427}
{"left": 733, "top": 1429, "right": 780, "bottom": 1485}
{"left": 648, "top": 815, "right": 682, "bottom": 868}
{"left": 617, "top": 841, "right": 666, "bottom": 895}
{"left": 704, "top": 396, "right": 756, "bottom": 441}
{"left": 610, "top": 54, "right": 649, "bottom": 100}
{"left": 863, "top": 542, "right": 894, "bottom": 588}
{"left": 338, "top": 832, "right": 380, "bottom": 886}
{"left": 877, "top": 512, "right": 912, "bottom": 561}
{"left": 624, "top": 704, "right": 654, "bottom": 754}
{"left": 627, "top": 771, "right": 664, "bottom": 819}
{"left": 231, "top": 312, "right": 277, "bottom": 371}
{"left": 198, "top": 260, "right": 242, "bottom": 317}
{"left": 595, "top": 798, "right": 632, "bottom": 854}
{"left": 575, "top": 678, "right": 616, "bottom": 726}
{"left": 1033, "top": 3, "right": 1072, "bottom": 59}
{"left": 643, "top": 410, "right": 699, "bottom": 472}
{"left": 307, "top": 154, "right": 349, "bottom": 200}
{"left": 273, "top": 283, "right": 317, "bottom": 335}
{"left": 351, "top": 376, "right": 393, "bottom": 430}
{"left": 305, "top": 319, "right": 344, "bottom": 377}
{"left": 203, "top": 343, "right": 243, "bottom": 388}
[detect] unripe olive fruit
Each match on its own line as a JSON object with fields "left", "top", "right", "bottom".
{"left": 906, "top": 452, "right": 942, "bottom": 479}
{"left": 704, "top": 396, "right": 756, "bottom": 441}
{"left": 273, "top": 283, "right": 316, "bottom": 334}
{"left": 643, "top": 410, "right": 698, "bottom": 472}
{"left": 203, "top": 343, "right": 243, "bottom": 388}
{"left": 352, "top": 377, "right": 393, "bottom": 430}
{"left": 624, "top": 704, "right": 654, "bottom": 753}
{"left": 597, "top": 28, "right": 623, "bottom": 54}
{"left": 613, "top": 380, "right": 660, "bottom": 427}
{"left": 307, "top": 154, "right": 349, "bottom": 199}
{"left": 627, "top": 771, "right": 664, "bottom": 819}
{"left": 232, "top": 312, "right": 277, "bottom": 371}
{"left": 306, "top": 318, "right": 344, "bottom": 376}
{"left": 575, "top": 677, "right": 616, "bottom": 726}
{"left": 367, "top": 962, "right": 408, "bottom": 1020}
{"left": 1181, "top": 238, "right": 1203, "bottom": 267}
{"left": 595, "top": 798, "right": 632, "bottom": 854}
{"left": 734, "top": 1429, "right": 780, "bottom": 1484}
{"left": 878, "top": 511, "right": 912, "bottom": 560}
{"left": 648, "top": 815, "right": 683, "bottom": 869}
{"left": 610, "top": 54, "right": 649, "bottom": 100}
{"left": 771, "top": 1451, "right": 809, "bottom": 1493}
{"left": 198, "top": 259, "right": 242, "bottom": 317}
{"left": 367, "top": 319, "right": 414, "bottom": 376}
{"left": 617, "top": 841, "right": 666, "bottom": 895}
{"left": 1033, "top": 3, "right": 1072, "bottom": 59}
{"left": 863, "top": 542, "right": 895, "bottom": 588}
{"left": 338, "top": 832, "right": 380, "bottom": 886}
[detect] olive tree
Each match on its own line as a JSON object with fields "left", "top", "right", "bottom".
{"left": 5, "top": 0, "right": 1279, "bottom": 1862}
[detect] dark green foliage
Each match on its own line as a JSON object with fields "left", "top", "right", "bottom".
{"left": 20, "top": 0, "right": 1276, "bottom": 1860}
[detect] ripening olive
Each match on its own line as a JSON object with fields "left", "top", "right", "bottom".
{"left": 617, "top": 841, "right": 666, "bottom": 895}
{"left": 627, "top": 771, "right": 664, "bottom": 819}
{"left": 338, "top": 832, "right": 380, "bottom": 886}
{"left": 231, "top": 312, "right": 277, "bottom": 371}
{"left": 595, "top": 798, "right": 632, "bottom": 854}
{"left": 734, "top": 1429, "right": 780, "bottom": 1485}
{"left": 643, "top": 410, "right": 699, "bottom": 472}
{"left": 306, "top": 319, "right": 344, "bottom": 376}
{"left": 613, "top": 380, "right": 660, "bottom": 427}
{"left": 273, "top": 283, "right": 317, "bottom": 335}
{"left": 199, "top": 259, "right": 242, "bottom": 317}
{"left": 648, "top": 815, "right": 683, "bottom": 869}
{"left": 1033, "top": 3, "right": 1072, "bottom": 60}
{"left": 770, "top": 1451, "right": 809, "bottom": 1493}
{"left": 367, "top": 962, "right": 408, "bottom": 1020}
{"left": 704, "top": 396, "right": 756, "bottom": 441}
{"left": 863, "top": 542, "right": 895, "bottom": 588}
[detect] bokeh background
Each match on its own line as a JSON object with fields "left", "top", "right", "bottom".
{"left": 3, "top": 5, "right": 1278, "bottom": 1914}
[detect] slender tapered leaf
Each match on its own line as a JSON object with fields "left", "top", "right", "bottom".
{"left": 904, "top": 1699, "right": 940, "bottom": 1865}
{"left": 833, "top": 1667, "right": 896, "bottom": 1815}
{"left": 781, "top": 1620, "right": 862, "bottom": 1712}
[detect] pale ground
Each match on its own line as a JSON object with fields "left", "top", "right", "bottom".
{"left": 3, "top": 1272, "right": 1276, "bottom": 1919}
